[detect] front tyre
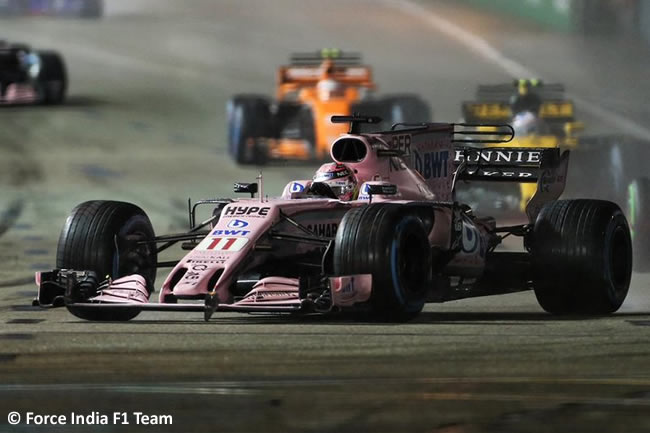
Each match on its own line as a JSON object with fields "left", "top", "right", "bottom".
{"left": 56, "top": 200, "right": 157, "bottom": 321}
{"left": 531, "top": 199, "right": 632, "bottom": 314}
{"left": 333, "top": 204, "right": 431, "bottom": 321}
{"left": 226, "top": 95, "right": 271, "bottom": 165}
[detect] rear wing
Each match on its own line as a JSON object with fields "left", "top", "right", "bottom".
{"left": 464, "top": 81, "right": 573, "bottom": 124}
{"left": 452, "top": 125, "right": 569, "bottom": 221}
{"left": 289, "top": 50, "right": 362, "bottom": 66}
{"left": 277, "top": 50, "right": 374, "bottom": 89}
{"left": 475, "top": 82, "right": 565, "bottom": 101}
{"left": 452, "top": 124, "right": 565, "bottom": 180}
{"left": 453, "top": 146, "right": 564, "bottom": 183}
{"left": 461, "top": 100, "right": 575, "bottom": 123}
{"left": 278, "top": 64, "right": 374, "bottom": 86}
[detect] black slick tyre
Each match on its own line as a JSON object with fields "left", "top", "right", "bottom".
{"left": 381, "top": 94, "right": 432, "bottom": 126}
{"left": 531, "top": 199, "right": 632, "bottom": 314}
{"left": 56, "top": 200, "right": 157, "bottom": 321}
{"left": 333, "top": 204, "right": 431, "bottom": 321}
{"left": 37, "top": 51, "right": 67, "bottom": 104}
{"left": 226, "top": 95, "right": 271, "bottom": 165}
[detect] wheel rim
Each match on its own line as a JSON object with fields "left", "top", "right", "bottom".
{"left": 120, "top": 232, "right": 155, "bottom": 277}
{"left": 112, "top": 223, "right": 156, "bottom": 287}
{"left": 390, "top": 217, "right": 428, "bottom": 304}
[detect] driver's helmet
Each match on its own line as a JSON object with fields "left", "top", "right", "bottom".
{"left": 510, "top": 92, "right": 542, "bottom": 116}
{"left": 512, "top": 111, "right": 541, "bottom": 136}
{"left": 510, "top": 80, "right": 543, "bottom": 115}
{"left": 17, "top": 51, "right": 39, "bottom": 76}
{"left": 313, "top": 162, "right": 358, "bottom": 201}
{"left": 317, "top": 78, "right": 343, "bottom": 100}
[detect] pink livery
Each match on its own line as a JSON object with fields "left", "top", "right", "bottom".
{"left": 34, "top": 116, "right": 633, "bottom": 321}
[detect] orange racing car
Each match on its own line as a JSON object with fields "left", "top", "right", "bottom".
{"left": 227, "top": 49, "right": 431, "bottom": 164}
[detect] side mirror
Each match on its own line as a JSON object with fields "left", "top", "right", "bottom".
{"left": 233, "top": 182, "right": 258, "bottom": 198}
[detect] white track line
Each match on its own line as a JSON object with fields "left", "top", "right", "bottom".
{"left": 386, "top": 0, "right": 650, "bottom": 141}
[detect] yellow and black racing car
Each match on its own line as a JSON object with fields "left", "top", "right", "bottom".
{"left": 460, "top": 79, "right": 650, "bottom": 271}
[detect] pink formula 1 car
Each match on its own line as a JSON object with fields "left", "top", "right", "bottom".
{"left": 35, "top": 116, "right": 633, "bottom": 321}
{"left": 0, "top": 42, "right": 66, "bottom": 105}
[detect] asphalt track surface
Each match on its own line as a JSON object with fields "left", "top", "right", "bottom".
{"left": 1, "top": 1, "right": 650, "bottom": 432}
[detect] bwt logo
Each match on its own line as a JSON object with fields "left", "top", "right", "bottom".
{"left": 413, "top": 150, "right": 449, "bottom": 180}
{"left": 228, "top": 219, "right": 249, "bottom": 229}
{"left": 212, "top": 229, "right": 250, "bottom": 236}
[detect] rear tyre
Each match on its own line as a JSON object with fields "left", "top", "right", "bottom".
{"left": 353, "top": 95, "right": 432, "bottom": 131}
{"left": 531, "top": 199, "right": 632, "bottom": 314}
{"left": 381, "top": 94, "right": 432, "bottom": 127}
{"left": 226, "top": 95, "right": 271, "bottom": 165}
{"left": 37, "top": 51, "right": 67, "bottom": 105}
{"left": 56, "top": 201, "right": 157, "bottom": 321}
{"left": 626, "top": 177, "right": 650, "bottom": 272}
{"left": 350, "top": 100, "right": 388, "bottom": 132}
{"left": 333, "top": 204, "right": 431, "bottom": 321}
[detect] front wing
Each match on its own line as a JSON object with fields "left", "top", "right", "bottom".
{"left": 0, "top": 83, "right": 39, "bottom": 105}
{"left": 34, "top": 269, "right": 372, "bottom": 321}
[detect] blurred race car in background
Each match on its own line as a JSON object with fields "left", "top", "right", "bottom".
{"left": 227, "top": 49, "right": 431, "bottom": 165}
{"left": 0, "top": 0, "right": 102, "bottom": 18}
{"left": 34, "top": 116, "right": 633, "bottom": 322}
{"left": 460, "top": 79, "right": 650, "bottom": 270}
{"left": 0, "top": 41, "right": 66, "bottom": 104}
